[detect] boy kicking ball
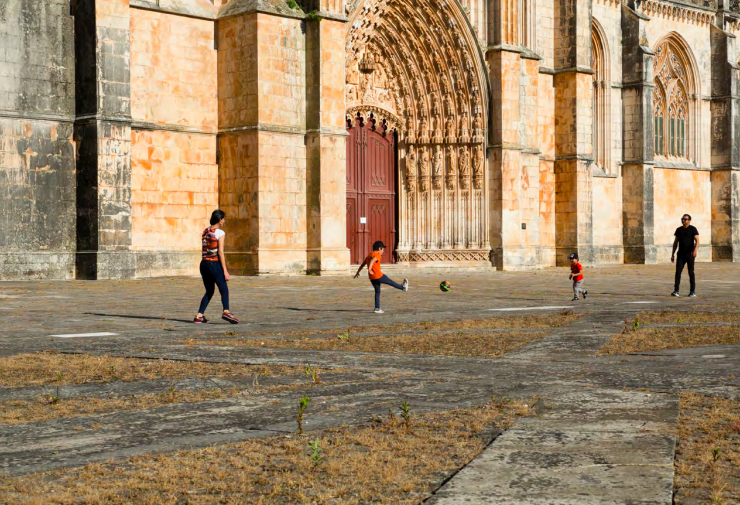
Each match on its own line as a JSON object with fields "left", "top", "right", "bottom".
{"left": 569, "top": 253, "right": 588, "bottom": 301}
{"left": 354, "top": 241, "right": 408, "bottom": 314}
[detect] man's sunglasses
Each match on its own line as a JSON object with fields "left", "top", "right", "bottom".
{"left": 681, "top": 218, "right": 690, "bottom": 221}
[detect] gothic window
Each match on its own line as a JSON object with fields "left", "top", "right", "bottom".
{"left": 591, "top": 20, "right": 610, "bottom": 173}
{"left": 652, "top": 37, "right": 697, "bottom": 161}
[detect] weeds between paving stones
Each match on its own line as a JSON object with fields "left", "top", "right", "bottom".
{"left": 0, "top": 399, "right": 532, "bottom": 504}
{"left": 308, "top": 438, "right": 324, "bottom": 469}
{"left": 600, "top": 324, "right": 740, "bottom": 355}
{"left": 674, "top": 393, "right": 740, "bottom": 504}
{"left": 197, "top": 330, "right": 550, "bottom": 359}
{"left": 0, "top": 352, "right": 305, "bottom": 388}
{"left": 297, "top": 394, "right": 311, "bottom": 435}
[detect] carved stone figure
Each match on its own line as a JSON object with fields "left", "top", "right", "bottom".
{"left": 405, "top": 149, "right": 417, "bottom": 192}
{"left": 459, "top": 111, "right": 470, "bottom": 142}
{"left": 420, "top": 146, "right": 430, "bottom": 192}
{"left": 446, "top": 145, "right": 457, "bottom": 189}
{"left": 459, "top": 146, "right": 471, "bottom": 190}
{"left": 472, "top": 144, "right": 484, "bottom": 189}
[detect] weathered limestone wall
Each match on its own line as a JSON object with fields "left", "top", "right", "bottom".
{"left": 129, "top": 7, "right": 218, "bottom": 277}
{"left": 592, "top": 176, "right": 623, "bottom": 260}
{"left": 218, "top": 8, "right": 309, "bottom": 275}
{"left": 653, "top": 168, "right": 712, "bottom": 260}
{"left": 0, "top": 0, "right": 76, "bottom": 280}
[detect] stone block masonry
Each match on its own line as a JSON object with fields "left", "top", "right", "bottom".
{"left": 0, "top": 0, "right": 77, "bottom": 280}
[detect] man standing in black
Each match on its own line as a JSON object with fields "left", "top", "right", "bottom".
{"left": 671, "top": 214, "right": 700, "bottom": 297}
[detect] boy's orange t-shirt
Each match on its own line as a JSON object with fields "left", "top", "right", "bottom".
{"left": 570, "top": 262, "right": 584, "bottom": 282}
{"left": 366, "top": 251, "right": 383, "bottom": 280}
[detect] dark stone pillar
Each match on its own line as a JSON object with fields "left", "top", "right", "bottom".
{"left": 710, "top": 22, "right": 740, "bottom": 262}
{"left": 621, "top": 4, "right": 657, "bottom": 264}
{"left": 73, "top": 0, "right": 135, "bottom": 279}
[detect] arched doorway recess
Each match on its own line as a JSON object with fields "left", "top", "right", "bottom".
{"left": 345, "top": 0, "right": 491, "bottom": 265}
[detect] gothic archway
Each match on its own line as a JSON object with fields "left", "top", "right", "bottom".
{"left": 652, "top": 33, "right": 700, "bottom": 164}
{"left": 345, "top": 0, "right": 491, "bottom": 264}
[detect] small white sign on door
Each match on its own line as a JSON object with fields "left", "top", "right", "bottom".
{"left": 360, "top": 217, "right": 367, "bottom": 224}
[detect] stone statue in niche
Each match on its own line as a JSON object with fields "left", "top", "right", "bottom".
{"left": 446, "top": 145, "right": 457, "bottom": 189}
{"left": 459, "top": 146, "right": 471, "bottom": 190}
{"left": 420, "top": 146, "right": 430, "bottom": 192}
{"left": 406, "top": 116, "right": 416, "bottom": 144}
{"left": 347, "top": 54, "right": 360, "bottom": 85}
{"left": 444, "top": 93, "right": 455, "bottom": 115}
{"left": 472, "top": 144, "right": 484, "bottom": 189}
{"left": 405, "top": 148, "right": 417, "bottom": 192}
{"left": 445, "top": 114, "right": 455, "bottom": 141}
{"left": 473, "top": 113, "right": 483, "bottom": 139}
{"left": 472, "top": 93, "right": 481, "bottom": 114}
{"left": 430, "top": 92, "right": 441, "bottom": 117}
{"left": 433, "top": 145, "right": 444, "bottom": 189}
{"left": 459, "top": 111, "right": 470, "bottom": 143}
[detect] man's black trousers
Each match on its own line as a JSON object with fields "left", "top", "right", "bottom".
{"left": 674, "top": 254, "right": 695, "bottom": 292}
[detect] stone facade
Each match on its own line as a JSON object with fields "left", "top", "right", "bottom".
{"left": 1, "top": 0, "right": 739, "bottom": 280}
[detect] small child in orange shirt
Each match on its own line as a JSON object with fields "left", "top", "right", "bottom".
{"left": 354, "top": 241, "right": 408, "bottom": 314}
{"left": 569, "top": 252, "right": 588, "bottom": 301}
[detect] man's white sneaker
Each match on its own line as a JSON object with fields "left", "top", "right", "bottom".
{"left": 374, "top": 308, "right": 385, "bottom": 314}
{"left": 402, "top": 279, "right": 409, "bottom": 292}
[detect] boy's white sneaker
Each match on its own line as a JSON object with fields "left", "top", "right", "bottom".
{"left": 374, "top": 308, "right": 385, "bottom": 314}
{"left": 402, "top": 279, "right": 409, "bottom": 292}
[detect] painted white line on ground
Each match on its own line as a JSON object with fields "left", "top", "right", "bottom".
{"left": 50, "top": 332, "right": 119, "bottom": 338}
{"left": 486, "top": 306, "right": 572, "bottom": 312}
{"left": 623, "top": 301, "right": 659, "bottom": 304}
{"left": 702, "top": 354, "right": 726, "bottom": 359}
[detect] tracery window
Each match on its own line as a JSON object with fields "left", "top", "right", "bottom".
{"left": 653, "top": 39, "right": 695, "bottom": 160}
{"left": 591, "top": 20, "right": 610, "bottom": 173}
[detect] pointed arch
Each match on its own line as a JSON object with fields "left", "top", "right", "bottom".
{"left": 652, "top": 32, "right": 701, "bottom": 163}
{"left": 346, "top": 0, "right": 491, "bottom": 260}
{"left": 591, "top": 17, "right": 611, "bottom": 173}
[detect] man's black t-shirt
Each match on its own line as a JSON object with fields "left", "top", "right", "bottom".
{"left": 675, "top": 225, "right": 699, "bottom": 255}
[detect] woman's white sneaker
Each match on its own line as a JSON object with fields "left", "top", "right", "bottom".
{"left": 402, "top": 279, "right": 409, "bottom": 292}
{"left": 373, "top": 308, "right": 385, "bottom": 314}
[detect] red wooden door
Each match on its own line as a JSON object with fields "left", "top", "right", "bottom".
{"left": 346, "top": 114, "right": 397, "bottom": 264}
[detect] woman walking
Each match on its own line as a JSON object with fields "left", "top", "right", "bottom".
{"left": 194, "top": 209, "right": 239, "bottom": 324}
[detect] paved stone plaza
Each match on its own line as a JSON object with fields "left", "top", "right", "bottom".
{"left": 1, "top": 264, "right": 739, "bottom": 503}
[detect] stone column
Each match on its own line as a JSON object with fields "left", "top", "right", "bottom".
{"left": 73, "top": 0, "right": 135, "bottom": 279}
{"left": 553, "top": 0, "right": 594, "bottom": 266}
{"left": 620, "top": 4, "right": 657, "bottom": 264}
{"left": 488, "top": 0, "right": 527, "bottom": 270}
{"left": 305, "top": 1, "right": 351, "bottom": 274}
{"left": 217, "top": 1, "right": 309, "bottom": 275}
{"left": 710, "top": 21, "right": 740, "bottom": 262}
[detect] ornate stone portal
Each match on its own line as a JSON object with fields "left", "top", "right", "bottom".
{"left": 345, "top": 0, "right": 491, "bottom": 265}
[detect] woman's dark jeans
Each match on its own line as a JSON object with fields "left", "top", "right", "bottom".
{"left": 371, "top": 274, "right": 404, "bottom": 309}
{"left": 198, "top": 260, "right": 229, "bottom": 314}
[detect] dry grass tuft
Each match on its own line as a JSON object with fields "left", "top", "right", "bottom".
{"left": 0, "top": 352, "right": 303, "bottom": 388}
{"left": 674, "top": 393, "right": 740, "bottom": 504}
{"left": 196, "top": 330, "right": 548, "bottom": 359}
{"left": 636, "top": 310, "right": 740, "bottom": 326}
{"left": 0, "top": 389, "right": 240, "bottom": 426}
{"left": 215, "top": 313, "right": 582, "bottom": 340}
{"left": 599, "top": 325, "right": 740, "bottom": 356}
{"left": 0, "top": 399, "right": 531, "bottom": 504}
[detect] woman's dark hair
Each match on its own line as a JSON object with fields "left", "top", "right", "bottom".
{"left": 210, "top": 209, "right": 226, "bottom": 226}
